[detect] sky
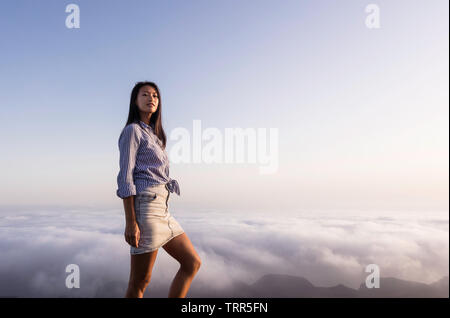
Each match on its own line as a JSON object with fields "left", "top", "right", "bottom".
{"left": 0, "top": 0, "right": 448, "bottom": 298}
{"left": 0, "top": 0, "right": 448, "bottom": 212}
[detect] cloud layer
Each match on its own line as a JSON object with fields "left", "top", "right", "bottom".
{"left": 0, "top": 206, "right": 448, "bottom": 297}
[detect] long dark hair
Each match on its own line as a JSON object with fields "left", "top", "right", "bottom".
{"left": 125, "top": 81, "right": 167, "bottom": 149}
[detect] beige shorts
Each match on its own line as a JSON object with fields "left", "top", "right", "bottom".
{"left": 130, "top": 183, "right": 185, "bottom": 255}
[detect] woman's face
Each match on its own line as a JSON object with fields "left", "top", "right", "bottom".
{"left": 136, "top": 85, "right": 159, "bottom": 114}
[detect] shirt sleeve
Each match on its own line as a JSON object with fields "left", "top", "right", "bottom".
{"left": 116, "top": 124, "right": 140, "bottom": 199}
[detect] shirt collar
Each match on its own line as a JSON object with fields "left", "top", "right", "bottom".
{"left": 139, "top": 120, "right": 163, "bottom": 147}
{"left": 139, "top": 120, "right": 154, "bottom": 131}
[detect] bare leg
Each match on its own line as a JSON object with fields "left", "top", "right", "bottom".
{"left": 162, "top": 233, "right": 202, "bottom": 298}
{"left": 168, "top": 265, "right": 200, "bottom": 298}
{"left": 125, "top": 250, "right": 158, "bottom": 298}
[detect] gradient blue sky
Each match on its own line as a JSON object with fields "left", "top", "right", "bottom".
{"left": 0, "top": 0, "right": 448, "bottom": 212}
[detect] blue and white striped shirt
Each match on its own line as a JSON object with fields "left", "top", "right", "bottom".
{"left": 116, "top": 120, "right": 180, "bottom": 199}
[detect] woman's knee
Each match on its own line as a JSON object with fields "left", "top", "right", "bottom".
{"left": 129, "top": 275, "right": 152, "bottom": 290}
{"left": 181, "top": 256, "right": 201, "bottom": 274}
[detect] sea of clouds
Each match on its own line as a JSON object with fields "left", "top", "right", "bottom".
{"left": 0, "top": 205, "right": 448, "bottom": 297}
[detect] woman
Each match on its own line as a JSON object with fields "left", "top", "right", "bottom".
{"left": 116, "top": 81, "right": 201, "bottom": 298}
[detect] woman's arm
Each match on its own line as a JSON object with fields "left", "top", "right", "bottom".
{"left": 116, "top": 124, "right": 140, "bottom": 199}
{"left": 123, "top": 196, "right": 140, "bottom": 248}
{"left": 116, "top": 124, "right": 141, "bottom": 248}
{"left": 123, "top": 196, "right": 137, "bottom": 224}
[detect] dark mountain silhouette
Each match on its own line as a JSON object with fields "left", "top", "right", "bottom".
{"left": 3, "top": 274, "right": 446, "bottom": 298}
{"left": 358, "top": 276, "right": 449, "bottom": 298}
{"left": 246, "top": 274, "right": 359, "bottom": 298}
{"left": 190, "top": 274, "right": 449, "bottom": 298}
{"left": 430, "top": 275, "right": 449, "bottom": 294}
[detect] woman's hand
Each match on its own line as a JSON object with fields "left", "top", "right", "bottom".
{"left": 125, "top": 221, "right": 140, "bottom": 248}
